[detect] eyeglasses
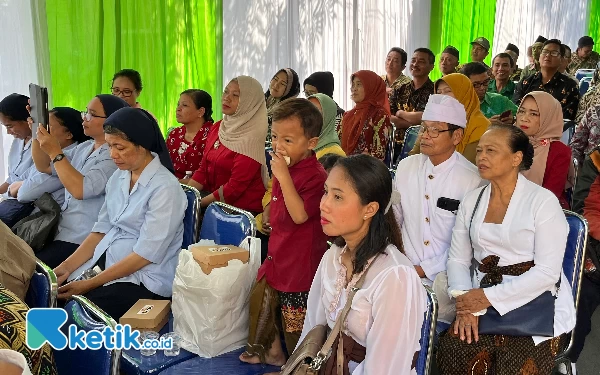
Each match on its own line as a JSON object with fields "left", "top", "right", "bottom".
{"left": 418, "top": 125, "right": 453, "bottom": 138}
{"left": 110, "top": 87, "right": 136, "bottom": 97}
{"left": 304, "top": 91, "right": 318, "bottom": 97}
{"left": 472, "top": 79, "right": 491, "bottom": 89}
{"left": 81, "top": 111, "right": 107, "bottom": 122}
{"left": 540, "top": 49, "right": 561, "bottom": 57}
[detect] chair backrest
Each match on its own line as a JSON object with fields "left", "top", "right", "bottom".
{"left": 562, "top": 210, "right": 588, "bottom": 307}
{"left": 25, "top": 260, "right": 57, "bottom": 308}
{"left": 579, "top": 77, "right": 593, "bottom": 96}
{"left": 54, "top": 296, "right": 119, "bottom": 375}
{"left": 181, "top": 184, "right": 202, "bottom": 249}
{"left": 416, "top": 284, "right": 438, "bottom": 375}
{"left": 265, "top": 147, "right": 273, "bottom": 176}
{"left": 575, "top": 68, "right": 595, "bottom": 82}
{"left": 384, "top": 125, "right": 396, "bottom": 168}
{"left": 400, "top": 125, "right": 420, "bottom": 161}
{"left": 199, "top": 202, "right": 257, "bottom": 246}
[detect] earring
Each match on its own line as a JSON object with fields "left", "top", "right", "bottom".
{"left": 363, "top": 215, "right": 367, "bottom": 220}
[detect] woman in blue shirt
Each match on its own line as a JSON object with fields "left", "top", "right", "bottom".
{"left": 54, "top": 108, "right": 186, "bottom": 319}
{"left": 12, "top": 107, "right": 89, "bottom": 208}
{"left": 0, "top": 94, "right": 33, "bottom": 226}
{"left": 32, "top": 95, "right": 129, "bottom": 268}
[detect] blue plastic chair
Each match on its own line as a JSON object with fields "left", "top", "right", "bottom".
{"left": 579, "top": 77, "right": 593, "bottom": 96}
{"left": 384, "top": 125, "right": 396, "bottom": 169}
{"left": 399, "top": 125, "right": 420, "bottom": 161}
{"left": 555, "top": 210, "right": 588, "bottom": 374}
{"left": 265, "top": 147, "right": 273, "bottom": 176}
{"left": 199, "top": 202, "right": 256, "bottom": 246}
{"left": 575, "top": 69, "right": 595, "bottom": 82}
{"left": 25, "top": 260, "right": 57, "bottom": 308}
{"left": 416, "top": 284, "right": 438, "bottom": 375}
{"left": 54, "top": 296, "right": 120, "bottom": 375}
{"left": 180, "top": 184, "right": 202, "bottom": 249}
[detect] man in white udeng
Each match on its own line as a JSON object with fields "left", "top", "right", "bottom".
{"left": 393, "top": 94, "right": 482, "bottom": 287}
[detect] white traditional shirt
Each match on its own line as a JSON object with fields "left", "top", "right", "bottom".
{"left": 299, "top": 244, "right": 427, "bottom": 375}
{"left": 393, "top": 152, "right": 482, "bottom": 283}
{"left": 447, "top": 174, "right": 576, "bottom": 344}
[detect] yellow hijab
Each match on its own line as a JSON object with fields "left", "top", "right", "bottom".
{"left": 435, "top": 74, "right": 490, "bottom": 154}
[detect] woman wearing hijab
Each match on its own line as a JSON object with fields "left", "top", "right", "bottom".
{"left": 53, "top": 107, "right": 186, "bottom": 319}
{"left": 256, "top": 94, "right": 345, "bottom": 260}
{"left": 1, "top": 108, "right": 90, "bottom": 226}
{"left": 187, "top": 76, "right": 268, "bottom": 213}
{"left": 339, "top": 70, "right": 391, "bottom": 160}
{"left": 517, "top": 91, "right": 571, "bottom": 208}
{"left": 33, "top": 94, "right": 129, "bottom": 268}
{"left": 412, "top": 73, "right": 490, "bottom": 164}
{"left": 265, "top": 68, "right": 300, "bottom": 140}
{"left": 303, "top": 71, "right": 345, "bottom": 128}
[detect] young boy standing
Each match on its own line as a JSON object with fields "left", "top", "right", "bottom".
{"left": 240, "top": 98, "right": 328, "bottom": 367}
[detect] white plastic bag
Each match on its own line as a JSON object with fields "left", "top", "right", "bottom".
{"left": 171, "top": 236, "right": 261, "bottom": 358}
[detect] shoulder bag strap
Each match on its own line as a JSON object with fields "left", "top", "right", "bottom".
{"left": 468, "top": 185, "right": 488, "bottom": 251}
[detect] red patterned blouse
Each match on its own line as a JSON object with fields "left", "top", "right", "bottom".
{"left": 167, "top": 122, "right": 213, "bottom": 179}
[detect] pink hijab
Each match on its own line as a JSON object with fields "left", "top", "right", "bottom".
{"left": 517, "top": 91, "right": 564, "bottom": 185}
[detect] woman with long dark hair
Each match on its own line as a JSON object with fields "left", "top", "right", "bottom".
{"left": 296, "top": 154, "right": 427, "bottom": 374}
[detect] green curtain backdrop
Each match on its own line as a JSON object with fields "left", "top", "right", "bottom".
{"left": 46, "top": 0, "right": 222, "bottom": 135}
{"left": 589, "top": 0, "right": 600, "bottom": 52}
{"left": 429, "top": 0, "right": 497, "bottom": 80}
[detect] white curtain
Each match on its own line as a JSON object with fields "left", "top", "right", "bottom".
{"left": 492, "top": 0, "right": 591, "bottom": 70}
{"left": 0, "top": 0, "right": 51, "bottom": 182}
{"left": 223, "top": 0, "right": 431, "bottom": 110}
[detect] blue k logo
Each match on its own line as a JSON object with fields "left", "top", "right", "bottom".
{"left": 26, "top": 308, "right": 68, "bottom": 350}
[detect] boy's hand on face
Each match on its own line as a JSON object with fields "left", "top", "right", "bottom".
{"left": 270, "top": 151, "right": 291, "bottom": 183}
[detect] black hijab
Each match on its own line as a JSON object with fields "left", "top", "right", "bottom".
{"left": 303, "top": 71, "right": 335, "bottom": 98}
{"left": 51, "top": 107, "right": 90, "bottom": 144}
{"left": 103, "top": 107, "right": 174, "bottom": 173}
{"left": 96, "top": 94, "right": 129, "bottom": 117}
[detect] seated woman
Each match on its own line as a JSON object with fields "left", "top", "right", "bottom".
{"left": 296, "top": 154, "right": 426, "bottom": 374}
{"left": 265, "top": 68, "right": 300, "bottom": 139}
{"left": 14, "top": 108, "right": 89, "bottom": 209}
{"left": 53, "top": 107, "right": 186, "bottom": 319}
{"left": 303, "top": 71, "right": 345, "bottom": 128}
{"left": 187, "top": 76, "right": 268, "bottom": 213}
{"left": 33, "top": 95, "right": 129, "bottom": 268}
{"left": 0, "top": 94, "right": 33, "bottom": 226}
{"left": 437, "top": 124, "right": 575, "bottom": 374}
{"left": 167, "top": 89, "right": 214, "bottom": 181}
{"left": 110, "top": 69, "right": 147, "bottom": 109}
{"left": 517, "top": 91, "right": 571, "bottom": 208}
{"left": 412, "top": 73, "right": 490, "bottom": 164}
{"left": 338, "top": 70, "right": 391, "bottom": 160}
{"left": 256, "top": 94, "right": 346, "bottom": 259}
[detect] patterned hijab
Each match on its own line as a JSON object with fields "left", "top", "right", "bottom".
{"left": 219, "top": 76, "right": 269, "bottom": 185}
{"left": 517, "top": 91, "right": 564, "bottom": 185}
{"left": 435, "top": 73, "right": 490, "bottom": 153}
{"left": 341, "top": 70, "right": 390, "bottom": 154}
{"left": 308, "top": 94, "right": 341, "bottom": 152}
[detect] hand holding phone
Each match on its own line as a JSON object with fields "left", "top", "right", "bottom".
{"left": 28, "top": 84, "right": 49, "bottom": 132}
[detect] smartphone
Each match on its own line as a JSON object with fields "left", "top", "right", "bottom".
{"left": 28, "top": 83, "right": 49, "bottom": 131}
{"left": 437, "top": 197, "right": 460, "bottom": 213}
{"left": 499, "top": 109, "right": 512, "bottom": 119}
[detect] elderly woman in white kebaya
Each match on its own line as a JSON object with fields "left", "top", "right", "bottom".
{"left": 437, "top": 124, "right": 575, "bottom": 374}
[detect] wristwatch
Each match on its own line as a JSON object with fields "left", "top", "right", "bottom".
{"left": 52, "top": 153, "right": 66, "bottom": 163}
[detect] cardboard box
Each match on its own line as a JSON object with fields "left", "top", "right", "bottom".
{"left": 189, "top": 245, "right": 249, "bottom": 274}
{"left": 119, "top": 299, "right": 170, "bottom": 332}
